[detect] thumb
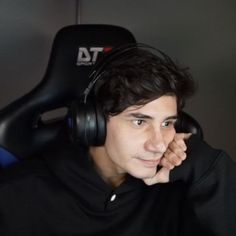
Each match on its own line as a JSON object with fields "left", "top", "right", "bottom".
{"left": 142, "top": 167, "right": 170, "bottom": 186}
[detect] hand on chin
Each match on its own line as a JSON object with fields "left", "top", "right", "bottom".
{"left": 142, "top": 167, "right": 170, "bottom": 186}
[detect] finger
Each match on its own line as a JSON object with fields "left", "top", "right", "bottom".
{"left": 170, "top": 132, "right": 192, "bottom": 151}
{"left": 164, "top": 148, "right": 187, "bottom": 163}
{"left": 175, "top": 132, "right": 192, "bottom": 140}
{"left": 160, "top": 156, "right": 175, "bottom": 169}
{"left": 143, "top": 167, "right": 170, "bottom": 185}
{"left": 173, "top": 137, "right": 187, "bottom": 151}
{"left": 174, "top": 133, "right": 192, "bottom": 147}
{"left": 161, "top": 153, "right": 183, "bottom": 168}
{"left": 168, "top": 140, "right": 186, "bottom": 153}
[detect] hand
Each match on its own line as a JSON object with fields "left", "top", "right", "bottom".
{"left": 142, "top": 133, "right": 192, "bottom": 186}
{"left": 161, "top": 133, "right": 192, "bottom": 169}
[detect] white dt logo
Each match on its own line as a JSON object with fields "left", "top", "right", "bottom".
{"left": 76, "top": 47, "right": 104, "bottom": 66}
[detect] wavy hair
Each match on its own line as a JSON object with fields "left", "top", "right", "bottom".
{"left": 93, "top": 47, "right": 196, "bottom": 118}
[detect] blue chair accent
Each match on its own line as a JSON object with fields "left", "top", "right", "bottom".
{"left": 0, "top": 147, "right": 18, "bottom": 167}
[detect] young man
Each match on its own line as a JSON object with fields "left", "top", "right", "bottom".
{"left": 0, "top": 46, "right": 235, "bottom": 236}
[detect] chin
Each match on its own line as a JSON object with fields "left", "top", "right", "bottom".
{"left": 129, "top": 167, "right": 157, "bottom": 180}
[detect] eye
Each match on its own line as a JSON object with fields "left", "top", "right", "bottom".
{"left": 161, "top": 119, "right": 177, "bottom": 128}
{"left": 133, "top": 119, "right": 145, "bottom": 126}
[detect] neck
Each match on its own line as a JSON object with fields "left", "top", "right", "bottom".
{"left": 89, "top": 146, "right": 125, "bottom": 188}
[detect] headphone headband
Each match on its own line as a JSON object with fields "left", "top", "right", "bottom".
{"left": 83, "top": 43, "right": 171, "bottom": 103}
{"left": 70, "top": 42, "right": 178, "bottom": 146}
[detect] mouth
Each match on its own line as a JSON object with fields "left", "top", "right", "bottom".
{"left": 137, "top": 158, "right": 161, "bottom": 168}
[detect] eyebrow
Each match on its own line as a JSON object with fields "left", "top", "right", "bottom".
{"left": 126, "top": 112, "right": 178, "bottom": 121}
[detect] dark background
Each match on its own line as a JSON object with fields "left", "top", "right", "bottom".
{"left": 0, "top": 0, "right": 235, "bottom": 159}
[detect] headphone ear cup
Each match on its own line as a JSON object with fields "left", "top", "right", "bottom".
{"left": 68, "top": 101, "right": 106, "bottom": 146}
{"left": 94, "top": 102, "right": 106, "bottom": 146}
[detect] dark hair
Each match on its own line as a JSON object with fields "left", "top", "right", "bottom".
{"left": 93, "top": 47, "right": 196, "bottom": 118}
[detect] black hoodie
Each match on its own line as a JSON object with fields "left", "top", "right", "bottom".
{"left": 0, "top": 135, "right": 236, "bottom": 236}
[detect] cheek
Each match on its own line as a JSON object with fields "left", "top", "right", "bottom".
{"left": 105, "top": 126, "right": 136, "bottom": 155}
{"left": 105, "top": 123, "right": 143, "bottom": 163}
{"left": 105, "top": 123, "right": 126, "bottom": 157}
{"left": 106, "top": 119, "right": 139, "bottom": 149}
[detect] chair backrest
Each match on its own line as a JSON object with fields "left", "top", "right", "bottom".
{"left": 0, "top": 24, "right": 136, "bottom": 166}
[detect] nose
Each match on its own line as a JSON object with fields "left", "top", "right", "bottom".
{"left": 144, "top": 129, "right": 167, "bottom": 154}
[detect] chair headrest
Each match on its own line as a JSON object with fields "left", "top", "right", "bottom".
{"left": 0, "top": 24, "right": 136, "bottom": 160}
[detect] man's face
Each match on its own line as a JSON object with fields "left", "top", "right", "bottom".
{"left": 103, "top": 95, "right": 177, "bottom": 179}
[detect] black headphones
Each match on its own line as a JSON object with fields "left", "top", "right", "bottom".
{"left": 68, "top": 43, "right": 174, "bottom": 146}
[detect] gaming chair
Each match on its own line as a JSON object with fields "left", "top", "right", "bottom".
{"left": 0, "top": 24, "right": 136, "bottom": 167}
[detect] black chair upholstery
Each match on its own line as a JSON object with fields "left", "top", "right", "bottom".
{"left": 0, "top": 24, "right": 136, "bottom": 166}
{"left": 175, "top": 111, "right": 204, "bottom": 139}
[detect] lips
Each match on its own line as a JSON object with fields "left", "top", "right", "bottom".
{"left": 138, "top": 158, "right": 161, "bottom": 168}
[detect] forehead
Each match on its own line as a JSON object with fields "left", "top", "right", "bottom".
{"left": 122, "top": 95, "right": 177, "bottom": 117}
